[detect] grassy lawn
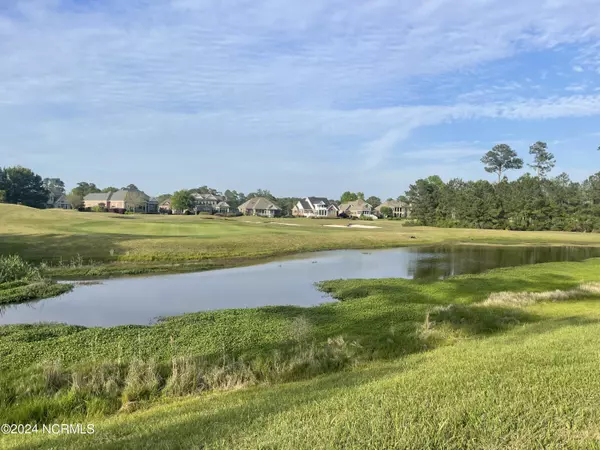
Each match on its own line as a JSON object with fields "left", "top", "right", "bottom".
{"left": 2, "top": 259, "right": 600, "bottom": 448}
{"left": 2, "top": 203, "right": 600, "bottom": 278}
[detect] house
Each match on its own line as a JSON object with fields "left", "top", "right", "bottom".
{"left": 159, "top": 198, "right": 172, "bottom": 213}
{"left": 84, "top": 189, "right": 158, "bottom": 213}
{"left": 292, "top": 197, "right": 338, "bottom": 218}
{"left": 238, "top": 197, "right": 281, "bottom": 217}
{"left": 47, "top": 192, "right": 72, "bottom": 209}
{"left": 214, "top": 201, "right": 231, "bottom": 214}
{"left": 375, "top": 200, "right": 411, "bottom": 218}
{"left": 337, "top": 199, "right": 373, "bottom": 218}
{"left": 192, "top": 193, "right": 221, "bottom": 213}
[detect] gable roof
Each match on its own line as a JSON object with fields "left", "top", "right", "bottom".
{"left": 307, "top": 197, "right": 329, "bottom": 206}
{"left": 84, "top": 192, "right": 112, "bottom": 202}
{"left": 299, "top": 199, "right": 312, "bottom": 210}
{"left": 84, "top": 190, "right": 151, "bottom": 203}
{"left": 338, "top": 199, "right": 372, "bottom": 212}
{"left": 239, "top": 197, "right": 281, "bottom": 211}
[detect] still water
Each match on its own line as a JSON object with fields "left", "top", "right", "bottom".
{"left": 1, "top": 245, "right": 599, "bottom": 327}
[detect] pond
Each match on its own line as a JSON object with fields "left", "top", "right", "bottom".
{"left": 1, "top": 245, "right": 599, "bottom": 327}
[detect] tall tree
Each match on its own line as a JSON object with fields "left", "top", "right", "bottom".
{"left": 66, "top": 193, "right": 84, "bottom": 209}
{"left": 171, "top": 190, "right": 195, "bottom": 212}
{"left": 481, "top": 144, "right": 524, "bottom": 182}
{"left": 366, "top": 196, "right": 381, "bottom": 208}
{"left": 126, "top": 190, "right": 147, "bottom": 212}
{"left": 101, "top": 186, "right": 119, "bottom": 193}
{"left": 121, "top": 184, "right": 139, "bottom": 191}
{"left": 42, "top": 178, "right": 66, "bottom": 197}
{"left": 71, "top": 182, "right": 101, "bottom": 198}
{"left": 528, "top": 141, "right": 555, "bottom": 178}
{"left": 340, "top": 191, "right": 358, "bottom": 203}
{"left": 0, "top": 166, "right": 49, "bottom": 208}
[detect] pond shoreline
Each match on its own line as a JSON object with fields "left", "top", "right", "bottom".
{"left": 43, "top": 240, "right": 600, "bottom": 281}
{"left": 3, "top": 245, "right": 600, "bottom": 328}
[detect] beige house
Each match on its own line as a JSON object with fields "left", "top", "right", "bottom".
{"left": 292, "top": 197, "right": 338, "bottom": 218}
{"left": 84, "top": 190, "right": 158, "bottom": 213}
{"left": 375, "top": 200, "right": 411, "bottom": 218}
{"left": 238, "top": 197, "right": 281, "bottom": 217}
{"left": 337, "top": 199, "right": 373, "bottom": 218}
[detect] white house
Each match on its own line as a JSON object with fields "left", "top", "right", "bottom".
{"left": 292, "top": 197, "right": 339, "bottom": 218}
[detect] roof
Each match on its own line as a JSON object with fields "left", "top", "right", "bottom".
{"left": 299, "top": 199, "right": 312, "bottom": 210}
{"left": 338, "top": 199, "right": 372, "bottom": 212}
{"left": 216, "top": 201, "right": 230, "bottom": 207}
{"left": 192, "top": 193, "right": 224, "bottom": 201}
{"left": 239, "top": 197, "right": 281, "bottom": 211}
{"left": 84, "top": 192, "right": 112, "bottom": 202}
{"left": 84, "top": 190, "right": 150, "bottom": 203}
{"left": 308, "top": 197, "right": 329, "bottom": 206}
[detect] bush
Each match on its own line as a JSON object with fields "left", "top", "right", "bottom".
{"left": 0, "top": 255, "right": 40, "bottom": 284}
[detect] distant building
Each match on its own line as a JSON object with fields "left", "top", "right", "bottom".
{"left": 292, "top": 197, "right": 338, "bottom": 218}
{"left": 84, "top": 189, "right": 158, "bottom": 213}
{"left": 375, "top": 200, "right": 411, "bottom": 218}
{"left": 337, "top": 199, "right": 373, "bottom": 218}
{"left": 238, "top": 197, "right": 281, "bottom": 217}
{"left": 47, "top": 192, "right": 72, "bottom": 209}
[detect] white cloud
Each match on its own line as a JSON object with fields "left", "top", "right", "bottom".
{"left": 1, "top": 0, "right": 600, "bottom": 195}
{"left": 573, "top": 65, "right": 584, "bottom": 72}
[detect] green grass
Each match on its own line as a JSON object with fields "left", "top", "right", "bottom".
{"left": 2, "top": 259, "right": 600, "bottom": 448}
{"left": 3, "top": 203, "right": 600, "bottom": 278}
{"left": 0, "top": 254, "right": 72, "bottom": 305}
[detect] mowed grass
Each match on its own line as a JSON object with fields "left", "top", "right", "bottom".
{"left": 2, "top": 259, "right": 600, "bottom": 448}
{"left": 3, "top": 203, "right": 600, "bottom": 278}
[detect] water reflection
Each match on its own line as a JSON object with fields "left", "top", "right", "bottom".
{"left": 1, "top": 245, "right": 598, "bottom": 327}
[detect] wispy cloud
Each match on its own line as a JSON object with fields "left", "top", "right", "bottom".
{"left": 1, "top": 0, "right": 600, "bottom": 196}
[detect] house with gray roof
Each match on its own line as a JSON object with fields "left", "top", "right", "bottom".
{"left": 292, "top": 197, "right": 338, "bottom": 218}
{"left": 238, "top": 197, "right": 281, "bottom": 217}
{"left": 84, "top": 189, "right": 158, "bottom": 213}
{"left": 47, "top": 192, "right": 72, "bottom": 209}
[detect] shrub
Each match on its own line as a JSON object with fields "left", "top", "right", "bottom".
{"left": 0, "top": 255, "right": 40, "bottom": 284}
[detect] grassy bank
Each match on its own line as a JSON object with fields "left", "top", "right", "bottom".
{"left": 3, "top": 204, "right": 600, "bottom": 278}
{"left": 0, "top": 255, "right": 72, "bottom": 306}
{"left": 2, "top": 258, "right": 600, "bottom": 448}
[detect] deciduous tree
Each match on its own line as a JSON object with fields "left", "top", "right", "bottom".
{"left": 366, "top": 196, "right": 381, "bottom": 208}
{"left": 171, "top": 190, "right": 195, "bottom": 212}
{"left": 0, "top": 166, "right": 49, "bottom": 208}
{"left": 340, "top": 191, "right": 358, "bottom": 203}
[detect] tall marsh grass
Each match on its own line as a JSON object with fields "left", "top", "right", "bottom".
{"left": 0, "top": 334, "right": 360, "bottom": 424}
{"left": 0, "top": 254, "right": 41, "bottom": 284}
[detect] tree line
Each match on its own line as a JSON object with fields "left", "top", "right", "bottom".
{"left": 405, "top": 142, "right": 600, "bottom": 232}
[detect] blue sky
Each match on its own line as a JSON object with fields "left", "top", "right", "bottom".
{"left": 1, "top": 0, "right": 600, "bottom": 198}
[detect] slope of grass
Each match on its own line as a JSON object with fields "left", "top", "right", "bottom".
{"left": 3, "top": 300, "right": 600, "bottom": 448}
{"left": 3, "top": 203, "right": 600, "bottom": 278}
{"left": 2, "top": 258, "right": 600, "bottom": 449}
